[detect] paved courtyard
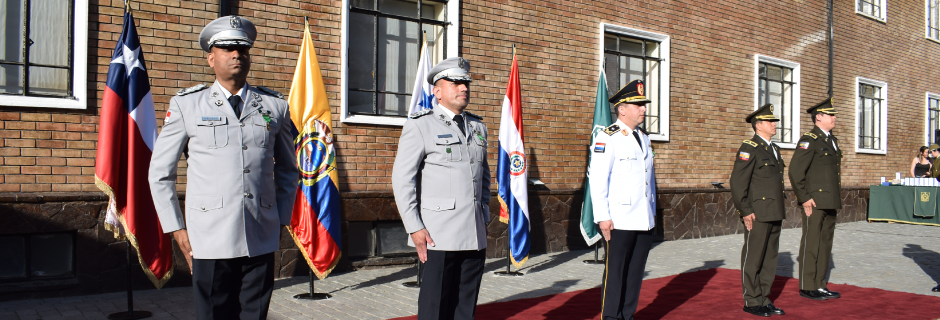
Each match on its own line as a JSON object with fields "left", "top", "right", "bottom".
{"left": 3, "top": 221, "right": 939, "bottom": 319}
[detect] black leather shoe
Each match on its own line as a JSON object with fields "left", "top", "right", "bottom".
{"left": 743, "top": 306, "right": 771, "bottom": 317}
{"left": 818, "top": 288, "right": 841, "bottom": 299}
{"left": 800, "top": 289, "right": 828, "bottom": 300}
{"left": 764, "top": 303, "right": 785, "bottom": 315}
{"left": 932, "top": 284, "right": 940, "bottom": 292}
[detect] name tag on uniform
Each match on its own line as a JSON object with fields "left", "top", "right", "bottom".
{"left": 437, "top": 134, "right": 453, "bottom": 138}
{"left": 594, "top": 143, "right": 606, "bottom": 153}
{"left": 201, "top": 116, "right": 223, "bottom": 121}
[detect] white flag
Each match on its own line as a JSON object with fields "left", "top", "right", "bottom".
{"left": 407, "top": 40, "right": 435, "bottom": 115}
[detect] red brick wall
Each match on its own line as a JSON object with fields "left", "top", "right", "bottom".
{"left": 1, "top": 0, "right": 938, "bottom": 193}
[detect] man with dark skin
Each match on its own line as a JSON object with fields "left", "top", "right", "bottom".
{"left": 149, "top": 16, "right": 297, "bottom": 319}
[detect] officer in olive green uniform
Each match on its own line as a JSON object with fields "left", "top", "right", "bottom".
{"left": 730, "top": 103, "right": 786, "bottom": 317}
{"left": 788, "top": 98, "right": 842, "bottom": 301}
{"left": 928, "top": 144, "right": 940, "bottom": 179}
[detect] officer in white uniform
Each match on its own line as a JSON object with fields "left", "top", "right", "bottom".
{"left": 148, "top": 16, "right": 298, "bottom": 320}
{"left": 589, "top": 79, "right": 656, "bottom": 320}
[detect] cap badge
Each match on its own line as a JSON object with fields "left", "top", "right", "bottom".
{"left": 458, "top": 58, "right": 466, "bottom": 69}
{"left": 230, "top": 16, "right": 240, "bottom": 29}
{"left": 769, "top": 105, "right": 774, "bottom": 113}
{"left": 637, "top": 83, "right": 644, "bottom": 96}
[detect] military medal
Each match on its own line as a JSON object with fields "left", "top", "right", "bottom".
{"left": 261, "top": 110, "right": 272, "bottom": 131}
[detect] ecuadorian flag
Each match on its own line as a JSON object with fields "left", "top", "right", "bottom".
{"left": 287, "top": 20, "right": 342, "bottom": 279}
{"left": 497, "top": 48, "right": 530, "bottom": 268}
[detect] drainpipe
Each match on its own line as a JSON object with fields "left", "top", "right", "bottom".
{"left": 827, "top": 0, "right": 834, "bottom": 97}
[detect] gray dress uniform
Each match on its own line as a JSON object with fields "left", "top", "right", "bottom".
{"left": 392, "top": 57, "right": 491, "bottom": 320}
{"left": 149, "top": 81, "right": 297, "bottom": 259}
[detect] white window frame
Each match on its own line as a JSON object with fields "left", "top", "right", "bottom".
{"left": 0, "top": 0, "right": 89, "bottom": 109}
{"left": 856, "top": 0, "right": 888, "bottom": 23}
{"left": 855, "top": 77, "right": 888, "bottom": 155}
{"left": 927, "top": 0, "right": 940, "bottom": 43}
{"left": 926, "top": 92, "right": 940, "bottom": 144}
{"left": 340, "top": 0, "right": 461, "bottom": 126}
{"left": 752, "top": 55, "right": 801, "bottom": 149}
{"left": 599, "top": 23, "right": 671, "bottom": 142}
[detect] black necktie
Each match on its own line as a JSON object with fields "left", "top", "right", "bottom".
{"left": 632, "top": 130, "right": 643, "bottom": 148}
{"left": 228, "top": 95, "right": 242, "bottom": 118}
{"left": 454, "top": 114, "right": 466, "bottom": 136}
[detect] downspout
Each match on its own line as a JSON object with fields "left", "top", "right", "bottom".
{"left": 827, "top": 0, "right": 834, "bottom": 97}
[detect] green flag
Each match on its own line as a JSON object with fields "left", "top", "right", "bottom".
{"left": 580, "top": 72, "right": 612, "bottom": 246}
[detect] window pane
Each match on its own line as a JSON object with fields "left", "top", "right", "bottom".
{"left": 30, "top": 233, "right": 72, "bottom": 277}
{"left": 422, "top": 23, "right": 444, "bottom": 64}
{"left": 379, "top": 0, "right": 418, "bottom": 18}
{"left": 349, "top": 12, "right": 375, "bottom": 90}
{"left": 29, "top": 0, "right": 70, "bottom": 67}
{"left": 421, "top": 4, "right": 436, "bottom": 19}
{"left": 766, "top": 65, "right": 781, "bottom": 81}
{"left": 348, "top": 90, "right": 375, "bottom": 115}
{"left": 376, "top": 221, "right": 411, "bottom": 256}
{"left": 378, "top": 17, "right": 419, "bottom": 96}
{"left": 604, "top": 53, "right": 618, "bottom": 95}
{"left": 604, "top": 35, "right": 617, "bottom": 51}
{"left": 619, "top": 38, "right": 642, "bottom": 55}
{"left": 351, "top": 0, "right": 374, "bottom": 10}
{"left": 758, "top": 63, "right": 767, "bottom": 78}
{"left": 0, "top": 0, "right": 25, "bottom": 63}
{"left": 645, "top": 41, "right": 659, "bottom": 58}
{"left": 0, "top": 237, "right": 26, "bottom": 279}
{"left": 28, "top": 66, "right": 67, "bottom": 96}
{"left": 0, "top": 64, "right": 24, "bottom": 94}
{"left": 782, "top": 67, "right": 792, "bottom": 82}
{"left": 646, "top": 59, "right": 660, "bottom": 134}
{"left": 378, "top": 93, "right": 410, "bottom": 116}
{"left": 767, "top": 81, "right": 782, "bottom": 108}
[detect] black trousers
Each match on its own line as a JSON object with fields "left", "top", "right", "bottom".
{"left": 418, "top": 249, "right": 486, "bottom": 320}
{"left": 602, "top": 229, "right": 653, "bottom": 320}
{"left": 799, "top": 208, "right": 837, "bottom": 290}
{"left": 192, "top": 252, "right": 275, "bottom": 320}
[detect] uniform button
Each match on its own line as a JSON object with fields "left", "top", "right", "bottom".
{"left": 244, "top": 168, "right": 250, "bottom": 173}
{"left": 762, "top": 197, "right": 766, "bottom": 200}
{"left": 436, "top": 206, "right": 440, "bottom": 210}
{"left": 201, "top": 206, "right": 206, "bottom": 210}
{"left": 470, "top": 160, "right": 474, "bottom": 164}
{"left": 243, "top": 146, "right": 248, "bottom": 150}
{"left": 240, "top": 123, "right": 245, "bottom": 127}
{"left": 819, "top": 189, "right": 822, "bottom": 192}
{"left": 645, "top": 182, "right": 648, "bottom": 185}
{"left": 245, "top": 193, "right": 252, "bottom": 198}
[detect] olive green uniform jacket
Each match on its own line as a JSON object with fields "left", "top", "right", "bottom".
{"left": 730, "top": 134, "right": 786, "bottom": 222}
{"left": 788, "top": 126, "right": 842, "bottom": 209}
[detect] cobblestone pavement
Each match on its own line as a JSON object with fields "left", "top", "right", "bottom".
{"left": 3, "top": 221, "right": 938, "bottom": 319}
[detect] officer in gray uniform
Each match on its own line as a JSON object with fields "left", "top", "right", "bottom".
{"left": 148, "top": 16, "right": 298, "bottom": 320}
{"left": 392, "top": 57, "right": 491, "bottom": 320}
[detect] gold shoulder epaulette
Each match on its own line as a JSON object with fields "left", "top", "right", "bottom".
{"left": 603, "top": 124, "right": 621, "bottom": 136}
{"left": 742, "top": 140, "right": 758, "bottom": 147}
{"left": 803, "top": 132, "right": 818, "bottom": 139}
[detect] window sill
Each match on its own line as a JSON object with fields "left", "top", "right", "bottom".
{"left": 0, "top": 95, "right": 87, "bottom": 109}
{"left": 855, "top": 11, "right": 886, "bottom": 24}
{"left": 648, "top": 133, "right": 669, "bottom": 142}
{"left": 774, "top": 142, "right": 798, "bottom": 149}
{"left": 927, "top": 36, "right": 940, "bottom": 45}
{"left": 856, "top": 148, "right": 887, "bottom": 155}
{"left": 341, "top": 114, "right": 406, "bottom": 126}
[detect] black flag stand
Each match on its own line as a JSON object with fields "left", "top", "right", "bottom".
{"left": 107, "top": 240, "right": 152, "bottom": 320}
{"left": 493, "top": 241, "right": 523, "bottom": 277}
{"left": 293, "top": 268, "right": 332, "bottom": 300}
{"left": 583, "top": 241, "right": 606, "bottom": 264}
{"left": 402, "top": 261, "right": 423, "bottom": 288}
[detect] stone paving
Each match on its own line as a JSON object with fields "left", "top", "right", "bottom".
{"left": 2, "top": 221, "right": 938, "bottom": 319}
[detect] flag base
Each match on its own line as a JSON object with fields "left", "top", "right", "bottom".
{"left": 494, "top": 270, "right": 524, "bottom": 277}
{"left": 582, "top": 241, "right": 606, "bottom": 264}
{"left": 583, "top": 259, "right": 605, "bottom": 264}
{"left": 107, "top": 311, "right": 152, "bottom": 320}
{"left": 293, "top": 293, "right": 332, "bottom": 300}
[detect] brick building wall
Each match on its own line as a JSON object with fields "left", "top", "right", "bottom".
{"left": 2, "top": 0, "right": 938, "bottom": 193}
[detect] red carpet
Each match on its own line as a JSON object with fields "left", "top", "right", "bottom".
{"left": 390, "top": 268, "right": 940, "bottom": 319}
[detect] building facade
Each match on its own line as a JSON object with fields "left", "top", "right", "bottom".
{"left": 1, "top": 0, "right": 937, "bottom": 298}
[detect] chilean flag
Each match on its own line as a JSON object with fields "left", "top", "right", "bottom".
{"left": 497, "top": 48, "right": 530, "bottom": 268}
{"left": 287, "top": 21, "right": 342, "bottom": 279}
{"left": 94, "top": 10, "right": 174, "bottom": 288}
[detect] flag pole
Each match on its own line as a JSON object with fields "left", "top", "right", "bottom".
{"left": 107, "top": 240, "right": 152, "bottom": 320}
{"left": 294, "top": 266, "right": 332, "bottom": 300}
{"left": 493, "top": 43, "right": 524, "bottom": 277}
{"left": 583, "top": 241, "right": 606, "bottom": 264}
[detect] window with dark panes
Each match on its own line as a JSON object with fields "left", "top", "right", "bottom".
{"left": 929, "top": 96, "right": 940, "bottom": 145}
{"left": 0, "top": 232, "right": 75, "bottom": 282}
{"left": 929, "top": 0, "right": 940, "bottom": 41}
{"left": 0, "top": 0, "right": 75, "bottom": 97}
{"left": 858, "top": 0, "right": 883, "bottom": 19}
{"left": 758, "top": 62, "right": 796, "bottom": 143}
{"left": 858, "top": 83, "right": 883, "bottom": 150}
{"left": 604, "top": 33, "right": 662, "bottom": 134}
{"left": 348, "top": 0, "right": 448, "bottom": 117}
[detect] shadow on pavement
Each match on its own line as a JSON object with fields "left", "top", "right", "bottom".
{"left": 633, "top": 260, "right": 725, "bottom": 319}
{"left": 349, "top": 266, "right": 416, "bottom": 291}
{"left": 480, "top": 279, "right": 581, "bottom": 320}
{"left": 901, "top": 244, "right": 940, "bottom": 289}
{"left": 777, "top": 251, "right": 795, "bottom": 278}
{"left": 519, "top": 250, "right": 590, "bottom": 274}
